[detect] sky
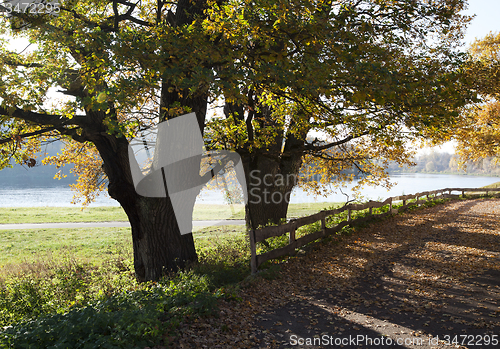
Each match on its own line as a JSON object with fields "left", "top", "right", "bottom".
{"left": 462, "top": 0, "right": 500, "bottom": 45}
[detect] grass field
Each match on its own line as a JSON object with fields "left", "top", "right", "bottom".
{"left": 0, "top": 227, "right": 132, "bottom": 266}
{"left": 0, "top": 202, "right": 341, "bottom": 224}
{"left": 482, "top": 181, "right": 500, "bottom": 188}
{"left": 0, "top": 206, "right": 127, "bottom": 224}
{"left": 0, "top": 221, "right": 252, "bottom": 344}
{"left": 0, "top": 201, "right": 341, "bottom": 281}
{"left": 2, "top": 223, "right": 249, "bottom": 258}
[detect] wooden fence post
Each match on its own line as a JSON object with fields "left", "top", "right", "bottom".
{"left": 289, "top": 220, "right": 297, "bottom": 244}
{"left": 321, "top": 216, "right": 326, "bottom": 236}
{"left": 250, "top": 229, "right": 257, "bottom": 274}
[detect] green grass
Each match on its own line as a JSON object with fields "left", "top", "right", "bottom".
{"left": 286, "top": 202, "right": 342, "bottom": 218}
{"left": 0, "top": 224, "right": 250, "bottom": 347}
{"left": 481, "top": 181, "right": 500, "bottom": 189}
{"left": 0, "top": 206, "right": 128, "bottom": 224}
{"left": 193, "top": 203, "right": 245, "bottom": 220}
{"left": 0, "top": 227, "right": 132, "bottom": 266}
{"left": 0, "top": 226, "right": 250, "bottom": 267}
{"left": 0, "top": 202, "right": 340, "bottom": 224}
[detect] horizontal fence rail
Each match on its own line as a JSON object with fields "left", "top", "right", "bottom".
{"left": 249, "top": 187, "right": 500, "bottom": 273}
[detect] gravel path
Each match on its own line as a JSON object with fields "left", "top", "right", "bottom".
{"left": 172, "top": 198, "right": 500, "bottom": 349}
{"left": 0, "top": 220, "right": 245, "bottom": 230}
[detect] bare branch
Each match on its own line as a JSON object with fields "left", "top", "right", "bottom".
{"left": 0, "top": 106, "right": 86, "bottom": 127}
{"left": 0, "top": 127, "right": 56, "bottom": 145}
{"left": 305, "top": 131, "right": 370, "bottom": 152}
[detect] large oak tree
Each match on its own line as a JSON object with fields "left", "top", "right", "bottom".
{"left": 0, "top": 0, "right": 475, "bottom": 280}
{"left": 1, "top": 0, "right": 216, "bottom": 282}
{"left": 204, "top": 0, "right": 475, "bottom": 227}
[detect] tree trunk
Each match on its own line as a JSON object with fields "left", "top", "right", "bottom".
{"left": 120, "top": 195, "right": 197, "bottom": 282}
{"left": 236, "top": 106, "right": 307, "bottom": 229}
{"left": 90, "top": 126, "right": 200, "bottom": 282}
{"left": 243, "top": 152, "right": 302, "bottom": 229}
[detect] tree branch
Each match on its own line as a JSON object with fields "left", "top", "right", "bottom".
{"left": 0, "top": 106, "right": 86, "bottom": 127}
{"left": 305, "top": 131, "right": 370, "bottom": 152}
{"left": 0, "top": 127, "right": 57, "bottom": 145}
{"left": 59, "top": 127, "right": 88, "bottom": 143}
{"left": 3, "top": 60, "right": 43, "bottom": 68}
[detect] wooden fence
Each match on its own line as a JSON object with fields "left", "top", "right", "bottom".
{"left": 249, "top": 187, "right": 500, "bottom": 273}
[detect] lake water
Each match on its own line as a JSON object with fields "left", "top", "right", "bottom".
{"left": 0, "top": 173, "right": 498, "bottom": 207}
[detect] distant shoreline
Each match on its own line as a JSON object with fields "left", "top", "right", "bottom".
{"left": 389, "top": 171, "right": 500, "bottom": 177}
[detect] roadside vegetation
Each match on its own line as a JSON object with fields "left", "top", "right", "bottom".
{"left": 0, "top": 225, "right": 248, "bottom": 347}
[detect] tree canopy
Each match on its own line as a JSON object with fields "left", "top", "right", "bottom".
{"left": 453, "top": 32, "right": 500, "bottom": 165}
{"left": 0, "top": 0, "right": 476, "bottom": 280}
{"left": 203, "top": 0, "right": 475, "bottom": 226}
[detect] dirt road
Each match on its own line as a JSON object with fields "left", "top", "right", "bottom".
{"left": 173, "top": 198, "right": 500, "bottom": 349}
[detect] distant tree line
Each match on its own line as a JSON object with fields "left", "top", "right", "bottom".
{"left": 386, "top": 152, "right": 500, "bottom": 176}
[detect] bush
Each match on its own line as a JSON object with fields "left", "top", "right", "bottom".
{"left": 0, "top": 232, "right": 250, "bottom": 348}
{"left": 1, "top": 277, "right": 220, "bottom": 348}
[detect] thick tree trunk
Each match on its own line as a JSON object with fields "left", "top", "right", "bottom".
{"left": 120, "top": 195, "right": 197, "bottom": 282}
{"left": 243, "top": 152, "right": 302, "bottom": 229}
{"left": 235, "top": 105, "right": 307, "bottom": 229}
{"left": 90, "top": 125, "right": 200, "bottom": 282}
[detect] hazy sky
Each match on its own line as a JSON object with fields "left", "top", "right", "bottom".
{"left": 463, "top": 0, "right": 500, "bottom": 45}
